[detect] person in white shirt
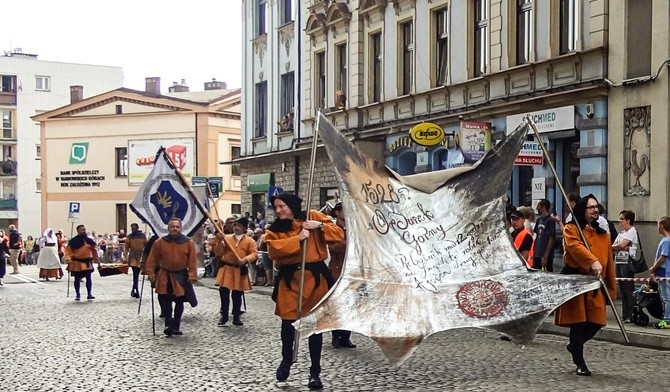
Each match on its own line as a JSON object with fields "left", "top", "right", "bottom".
{"left": 611, "top": 210, "right": 639, "bottom": 323}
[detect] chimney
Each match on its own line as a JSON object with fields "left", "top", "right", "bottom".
{"left": 70, "top": 85, "right": 84, "bottom": 103}
{"left": 145, "top": 77, "right": 161, "bottom": 96}
{"left": 204, "top": 78, "right": 228, "bottom": 91}
{"left": 168, "top": 79, "right": 190, "bottom": 93}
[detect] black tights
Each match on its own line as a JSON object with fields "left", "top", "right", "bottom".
{"left": 219, "top": 287, "right": 243, "bottom": 316}
{"left": 568, "top": 322, "right": 602, "bottom": 367}
{"left": 281, "top": 319, "right": 322, "bottom": 376}
{"left": 158, "top": 294, "right": 185, "bottom": 330}
{"left": 131, "top": 266, "right": 140, "bottom": 291}
{"left": 73, "top": 271, "right": 92, "bottom": 297}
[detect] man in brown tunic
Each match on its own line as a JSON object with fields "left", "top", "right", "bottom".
{"left": 123, "top": 223, "right": 147, "bottom": 298}
{"left": 146, "top": 218, "right": 198, "bottom": 336}
{"left": 64, "top": 225, "right": 99, "bottom": 301}
{"left": 264, "top": 192, "right": 344, "bottom": 391}
{"left": 213, "top": 216, "right": 257, "bottom": 326}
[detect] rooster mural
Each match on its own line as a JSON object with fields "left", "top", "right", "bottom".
{"left": 624, "top": 106, "right": 651, "bottom": 196}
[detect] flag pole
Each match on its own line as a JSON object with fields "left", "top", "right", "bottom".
{"left": 292, "top": 113, "right": 321, "bottom": 363}
{"left": 524, "top": 115, "right": 629, "bottom": 344}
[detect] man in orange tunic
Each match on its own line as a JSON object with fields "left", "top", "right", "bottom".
{"left": 213, "top": 216, "right": 257, "bottom": 326}
{"left": 146, "top": 218, "right": 198, "bottom": 336}
{"left": 124, "top": 223, "right": 147, "bottom": 298}
{"left": 63, "top": 225, "right": 99, "bottom": 301}
{"left": 555, "top": 194, "right": 616, "bottom": 376}
{"left": 264, "top": 192, "right": 344, "bottom": 391}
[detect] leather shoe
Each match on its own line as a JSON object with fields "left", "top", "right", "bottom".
{"left": 565, "top": 343, "right": 572, "bottom": 353}
{"left": 331, "top": 338, "right": 341, "bottom": 349}
{"left": 340, "top": 339, "right": 357, "bottom": 348}
{"left": 163, "top": 327, "right": 173, "bottom": 337}
{"left": 217, "top": 316, "right": 228, "bottom": 326}
{"left": 307, "top": 375, "right": 323, "bottom": 390}
{"left": 575, "top": 366, "right": 591, "bottom": 376}
{"left": 233, "top": 315, "right": 243, "bottom": 326}
{"left": 276, "top": 360, "right": 292, "bottom": 382}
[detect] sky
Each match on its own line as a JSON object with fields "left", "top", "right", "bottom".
{"left": 4, "top": 0, "right": 242, "bottom": 92}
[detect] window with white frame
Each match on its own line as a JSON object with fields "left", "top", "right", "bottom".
{"left": 559, "top": 0, "right": 579, "bottom": 54}
{"left": 280, "top": 72, "right": 295, "bottom": 117}
{"left": 36, "top": 178, "right": 41, "bottom": 193}
{"left": 257, "top": 0, "right": 268, "bottom": 36}
{"left": 281, "top": 0, "right": 294, "bottom": 24}
{"left": 315, "top": 52, "right": 326, "bottom": 109}
{"left": 516, "top": 0, "right": 533, "bottom": 64}
{"left": 474, "top": 0, "right": 489, "bottom": 77}
{"left": 371, "top": 32, "right": 382, "bottom": 103}
{"left": 336, "top": 43, "right": 347, "bottom": 94}
{"left": 36, "top": 76, "right": 50, "bottom": 91}
{"left": 255, "top": 81, "right": 268, "bottom": 138}
{"left": 436, "top": 8, "right": 449, "bottom": 85}
{"left": 35, "top": 144, "right": 41, "bottom": 160}
{"left": 1, "top": 110, "right": 13, "bottom": 139}
{"left": 400, "top": 21, "right": 414, "bottom": 95}
{"left": 115, "top": 147, "right": 128, "bottom": 177}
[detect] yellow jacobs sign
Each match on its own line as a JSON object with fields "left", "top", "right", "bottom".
{"left": 409, "top": 123, "right": 445, "bottom": 146}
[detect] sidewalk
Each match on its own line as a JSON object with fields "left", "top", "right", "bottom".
{"left": 196, "top": 277, "right": 670, "bottom": 350}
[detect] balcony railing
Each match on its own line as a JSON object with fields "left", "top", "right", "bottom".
{"left": 0, "top": 198, "right": 17, "bottom": 210}
{"left": 0, "top": 92, "right": 17, "bottom": 106}
{"left": 1, "top": 128, "right": 17, "bottom": 140}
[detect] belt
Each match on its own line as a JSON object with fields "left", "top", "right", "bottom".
{"left": 44, "top": 243, "right": 56, "bottom": 247}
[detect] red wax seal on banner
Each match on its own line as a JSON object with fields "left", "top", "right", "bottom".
{"left": 456, "top": 280, "right": 509, "bottom": 319}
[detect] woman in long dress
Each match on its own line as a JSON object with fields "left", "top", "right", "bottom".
{"left": 37, "top": 228, "right": 64, "bottom": 281}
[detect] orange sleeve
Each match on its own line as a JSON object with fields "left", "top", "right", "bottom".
{"left": 264, "top": 230, "right": 301, "bottom": 267}
{"left": 563, "top": 224, "right": 598, "bottom": 272}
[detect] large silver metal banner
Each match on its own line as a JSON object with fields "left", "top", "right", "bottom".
{"left": 300, "top": 113, "right": 601, "bottom": 365}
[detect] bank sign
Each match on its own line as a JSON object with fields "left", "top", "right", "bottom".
{"left": 69, "top": 142, "right": 89, "bottom": 164}
{"left": 506, "top": 106, "right": 575, "bottom": 134}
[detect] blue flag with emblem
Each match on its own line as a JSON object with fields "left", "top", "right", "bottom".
{"left": 130, "top": 148, "right": 207, "bottom": 237}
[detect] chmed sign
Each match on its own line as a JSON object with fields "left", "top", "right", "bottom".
{"left": 299, "top": 114, "right": 602, "bottom": 365}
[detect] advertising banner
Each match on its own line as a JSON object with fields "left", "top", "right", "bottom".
{"left": 458, "top": 121, "right": 492, "bottom": 164}
{"left": 128, "top": 138, "right": 195, "bottom": 185}
{"left": 514, "top": 141, "right": 544, "bottom": 166}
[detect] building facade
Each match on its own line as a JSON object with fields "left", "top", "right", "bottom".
{"left": 34, "top": 78, "right": 241, "bottom": 235}
{"left": 0, "top": 50, "right": 123, "bottom": 237}
{"left": 606, "top": 0, "right": 669, "bottom": 242}
{"left": 240, "top": 0, "right": 611, "bottom": 222}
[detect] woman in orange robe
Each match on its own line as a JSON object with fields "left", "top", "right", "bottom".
{"left": 264, "top": 192, "right": 344, "bottom": 391}
{"left": 555, "top": 194, "right": 616, "bottom": 376}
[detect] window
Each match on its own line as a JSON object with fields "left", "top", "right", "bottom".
{"left": 35, "top": 178, "right": 41, "bottom": 193}
{"left": 116, "top": 204, "right": 128, "bottom": 233}
{"left": 436, "top": 8, "right": 449, "bottom": 85}
{"left": 255, "top": 81, "right": 268, "bottom": 138}
{"left": 474, "top": 0, "right": 489, "bottom": 77}
{"left": 320, "top": 187, "right": 340, "bottom": 209}
{"left": 625, "top": 0, "right": 652, "bottom": 78}
{"left": 400, "top": 21, "right": 414, "bottom": 95}
{"left": 516, "top": 0, "right": 533, "bottom": 64}
{"left": 115, "top": 147, "right": 128, "bottom": 177}
{"left": 36, "top": 76, "right": 50, "bottom": 91}
{"left": 281, "top": 0, "right": 294, "bottom": 24}
{"left": 231, "top": 146, "right": 241, "bottom": 176}
{"left": 35, "top": 144, "right": 41, "bottom": 160}
{"left": 559, "top": 0, "right": 579, "bottom": 54}
{"left": 257, "top": 0, "right": 268, "bottom": 36}
{"left": 336, "top": 44, "right": 347, "bottom": 94}
{"left": 280, "top": 72, "right": 295, "bottom": 117}
{"left": 371, "top": 32, "right": 382, "bottom": 102}
{"left": 1, "top": 110, "right": 13, "bottom": 139}
{"left": 231, "top": 204, "right": 242, "bottom": 215}
{"left": 315, "top": 52, "right": 326, "bottom": 109}
{"left": 115, "top": 104, "right": 122, "bottom": 114}
{"left": 1, "top": 75, "right": 16, "bottom": 92}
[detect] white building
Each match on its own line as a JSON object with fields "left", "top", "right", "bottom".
{"left": 0, "top": 49, "right": 123, "bottom": 237}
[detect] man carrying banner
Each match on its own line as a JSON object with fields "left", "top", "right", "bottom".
{"left": 64, "top": 225, "right": 99, "bottom": 301}
{"left": 146, "top": 218, "right": 198, "bottom": 336}
{"left": 213, "top": 216, "right": 257, "bottom": 326}
{"left": 264, "top": 192, "right": 344, "bottom": 391}
{"left": 555, "top": 194, "right": 616, "bottom": 376}
{"left": 124, "top": 223, "right": 147, "bottom": 298}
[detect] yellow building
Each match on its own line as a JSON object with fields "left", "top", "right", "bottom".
{"left": 33, "top": 78, "right": 241, "bottom": 235}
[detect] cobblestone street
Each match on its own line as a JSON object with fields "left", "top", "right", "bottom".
{"left": 1, "top": 266, "right": 666, "bottom": 391}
